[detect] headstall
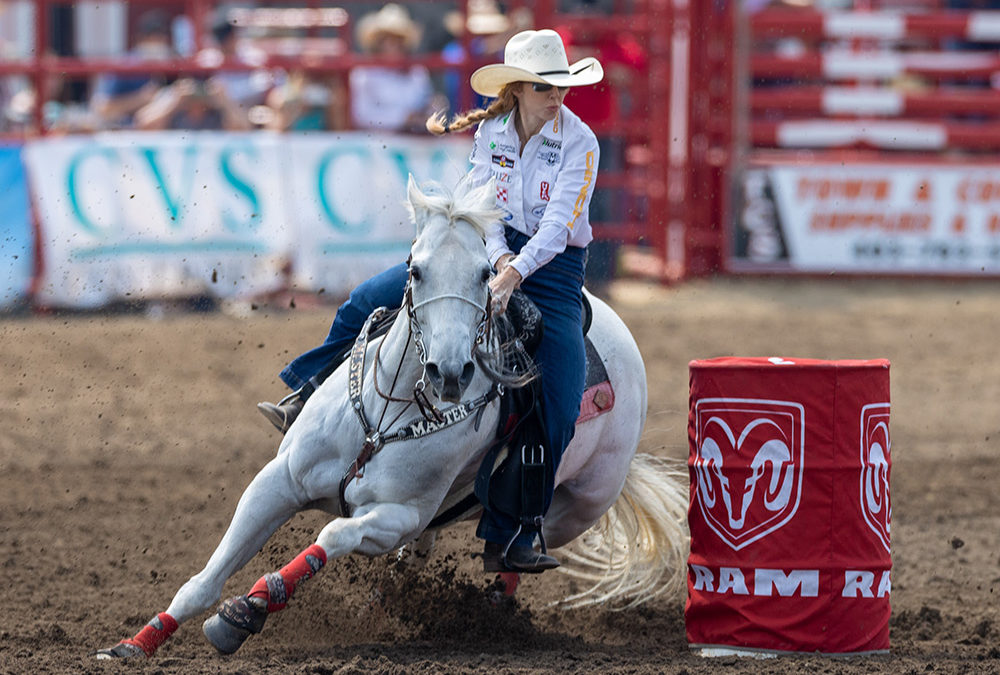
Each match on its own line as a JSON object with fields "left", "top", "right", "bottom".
{"left": 338, "top": 278, "right": 499, "bottom": 517}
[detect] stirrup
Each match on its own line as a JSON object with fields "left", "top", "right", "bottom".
{"left": 482, "top": 525, "right": 560, "bottom": 574}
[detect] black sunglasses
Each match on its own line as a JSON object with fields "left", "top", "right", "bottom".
{"left": 531, "top": 82, "right": 569, "bottom": 93}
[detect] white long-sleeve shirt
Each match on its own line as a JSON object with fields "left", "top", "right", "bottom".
{"left": 468, "top": 104, "right": 599, "bottom": 280}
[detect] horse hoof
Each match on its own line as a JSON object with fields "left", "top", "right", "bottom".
{"left": 95, "top": 641, "right": 145, "bottom": 659}
{"left": 203, "top": 595, "right": 267, "bottom": 655}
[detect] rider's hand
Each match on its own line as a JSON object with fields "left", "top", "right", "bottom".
{"left": 489, "top": 263, "right": 522, "bottom": 315}
{"left": 495, "top": 253, "right": 515, "bottom": 274}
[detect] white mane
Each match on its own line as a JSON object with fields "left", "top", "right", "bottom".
{"left": 406, "top": 177, "right": 502, "bottom": 239}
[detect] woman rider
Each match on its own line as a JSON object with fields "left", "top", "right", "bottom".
{"left": 258, "top": 29, "right": 603, "bottom": 573}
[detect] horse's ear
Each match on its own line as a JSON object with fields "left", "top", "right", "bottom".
{"left": 406, "top": 173, "right": 425, "bottom": 227}
{"left": 406, "top": 173, "right": 423, "bottom": 206}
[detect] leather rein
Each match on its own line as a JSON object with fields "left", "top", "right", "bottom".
{"left": 338, "top": 281, "right": 501, "bottom": 517}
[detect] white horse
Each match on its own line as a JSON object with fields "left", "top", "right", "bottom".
{"left": 96, "top": 176, "right": 688, "bottom": 659}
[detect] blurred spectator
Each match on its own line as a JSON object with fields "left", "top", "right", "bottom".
{"left": 43, "top": 74, "right": 100, "bottom": 134}
{"left": 2, "top": 76, "right": 33, "bottom": 133}
{"left": 557, "top": 25, "right": 645, "bottom": 134}
{"left": 2, "top": 68, "right": 96, "bottom": 134}
{"left": 198, "top": 18, "right": 276, "bottom": 110}
{"left": 349, "top": 4, "right": 435, "bottom": 132}
{"left": 265, "top": 69, "right": 347, "bottom": 131}
{"left": 90, "top": 10, "right": 176, "bottom": 129}
{"left": 134, "top": 77, "right": 250, "bottom": 130}
{"left": 440, "top": 0, "right": 511, "bottom": 113}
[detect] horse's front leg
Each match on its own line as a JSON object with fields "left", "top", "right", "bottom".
{"left": 201, "top": 501, "right": 422, "bottom": 655}
{"left": 96, "top": 455, "right": 307, "bottom": 659}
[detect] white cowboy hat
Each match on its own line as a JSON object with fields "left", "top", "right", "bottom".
{"left": 357, "top": 4, "right": 421, "bottom": 53}
{"left": 470, "top": 29, "right": 603, "bottom": 97}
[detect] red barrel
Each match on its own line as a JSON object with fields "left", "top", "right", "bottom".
{"left": 686, "top": 357, "right": 891, "bottom": 655}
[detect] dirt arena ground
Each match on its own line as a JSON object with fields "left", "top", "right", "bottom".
{"left": 1, "top": 277, "right": 998, "bottom": 674}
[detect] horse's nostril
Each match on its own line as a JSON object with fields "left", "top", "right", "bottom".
{"left": 425, "top": 362, "right": 442, "bottom": 383}
{"left": 460, "top": 361, "right": 475, "bottom": 386}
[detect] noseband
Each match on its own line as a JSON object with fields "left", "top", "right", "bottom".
{"left": 404, "top": 274, "right": 492, "bottom": 390}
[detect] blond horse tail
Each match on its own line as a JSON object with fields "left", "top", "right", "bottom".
{"left": 555, "top": 453, "right": 689, "bottom": 609}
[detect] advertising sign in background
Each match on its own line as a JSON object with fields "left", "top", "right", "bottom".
{"left": 284, "top": 134, "right": 469, "bottom": 294}
{"left": 732, "top": 162, "right": 1000, "bottom": 275}
{"left": 0, "top": 145, "right": 33, "bottom": 311}
{"left": 23, "top": 132, "right": 470, "bottom": 308}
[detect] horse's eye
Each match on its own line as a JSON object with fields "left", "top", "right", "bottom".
{"left": 410, "top": 266, "right": 422, "bottom": 282}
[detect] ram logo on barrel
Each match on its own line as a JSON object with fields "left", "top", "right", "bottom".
{"left": 860, "top": 403, "right": 892, "bottom": 553}
{"left": 692, "top": 399, "right": 805, "bottom": 550}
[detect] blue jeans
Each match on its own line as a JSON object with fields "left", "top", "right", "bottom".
{"left": 279, "top": 263, "right": 410, "bottom": 392}
{"left": 279, "top": 229, "right": 587, "bottom": 548}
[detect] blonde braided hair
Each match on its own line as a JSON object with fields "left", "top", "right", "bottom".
{"left": 426, "top": 83, "right": 519, "bottom": 135}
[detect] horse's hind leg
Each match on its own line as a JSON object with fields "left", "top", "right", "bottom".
{"left": 543, "top": 441, "right": 633, "bottom": 550}
{"left": 203, "top": 501, "right": 422, "bottom": 655}
{"left": 96, "top": 456, "right": 306, "bottom": 659}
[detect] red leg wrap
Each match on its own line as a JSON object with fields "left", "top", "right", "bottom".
{"left": 499, "top": 572, "right": 520, "bottom": 596}
{"left": 249, "top": 544, "right": 327, "bottom": 613}
{"left": 122, "top": 612, "right": 178, "bottom": 657}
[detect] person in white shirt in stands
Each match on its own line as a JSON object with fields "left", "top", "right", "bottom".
{"left": 349, "top": 4, "right": 434, "bottom": 133}
{"left": 259, "top": 30, "right": 603, "bottom": 573}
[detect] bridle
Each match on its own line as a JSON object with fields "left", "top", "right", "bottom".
{"left": 403, "top": 268, "right": 493, "bottom": 399}
{"left": 337, "top": 262, "right": 501, "bottom": 518}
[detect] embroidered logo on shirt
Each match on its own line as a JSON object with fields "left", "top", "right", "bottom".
{"left": 491, "top": 154, "right": 515, "bottom": 169}
{"left": 536, "top": 150, "right": 560, "bottom": 166}
{"left": 489, "top": 141, "right": 496, "bottom": 149}
{"left": 567, "top": 151, "right": 596, "bottom": 231}
{"left": 531, "top": 205, "right": 547, "bottom": 218}
{"left": 541, "top": 138, "right": 561, "bottom": 150}
{"left": 540, "top": 181, "right": 551, "bottom": 201}
{"left": 492, "top": 169, "right": 512, "bottom": 183}
{"left": 496, "top": 185, "right": 508, "bottom": 203}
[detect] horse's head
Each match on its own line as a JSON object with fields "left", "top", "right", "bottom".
{"left": 404, "top": 175, "right": 501, "bottom": 402}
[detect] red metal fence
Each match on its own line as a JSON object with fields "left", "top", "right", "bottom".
{"left": 736, "top": 2, "right": 1000, "bottom": 278}
{"left": 748, "top": 6, "right": 1000, "bottom": 154}
{"left": 16, "top": 1, "right": 997, "bottom": 281}
{"left": 1, "top": 0, "right": 699, "bottom": 281}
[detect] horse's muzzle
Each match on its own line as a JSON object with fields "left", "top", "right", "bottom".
{"left": 425, "top": 359, "right": 476, "bottom": 402}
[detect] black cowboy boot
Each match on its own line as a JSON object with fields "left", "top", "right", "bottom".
{"left": 482, "top": 541, "right": 560, "bottom": 574}
{"left": 258, "top": 344, "right": 354, "bottom": 434}
{"left": 256, "top": 396, "right": 304, "bottom": 434}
